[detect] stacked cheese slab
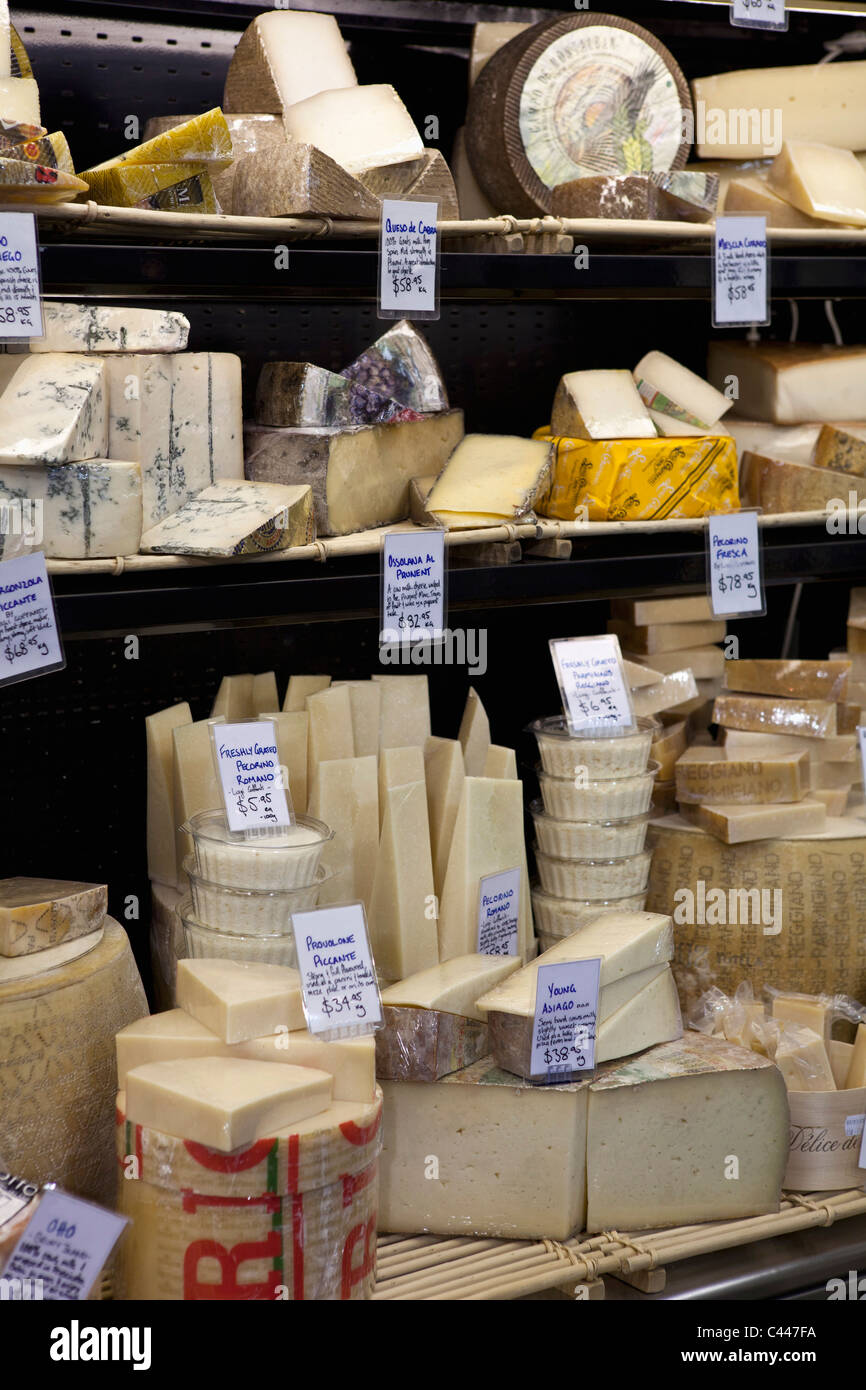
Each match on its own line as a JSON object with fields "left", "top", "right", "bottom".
{"left": 115, "top": 958, "right": 381, "bottom": 1300}
{"left": 80, "top": 109, "right": 232, "bottom": 215}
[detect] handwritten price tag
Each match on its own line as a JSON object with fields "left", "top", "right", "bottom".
{"left": 549, "top": 634, "right": 634, "bottom": 731}
{"left": 713, "top": 216, "right": 769, "bottom": 327}
{"left": 212, "top": 719, "right": 292, "bottom": 833}
{"left": 379, "top": 199, "right": 439, "bottom": 320}
{"left": 477, "top": 867, "right": 521, "bottom": 956}
{"left": 0, "top": 212, "right": 43, "bottom": 339}
{"left": 0, "top": 550, "right": 64, "bottom": 687}
{"left": 291, "top": 903, "right": 382, "bottom": 1040}
{"left": 4, "top": 1188, "right": 128, "bottom": 1300}
{"left": 530, "top": 958, "right": 601, "bottom": 1077}
{"left": 707, "top": 510, "right": 765, "bottom": 617}
{"left": 381, "top": 529, "right": 445, "bottom": 645}
{"left": 731, "top": 0, "right": 787, "bottom": 29}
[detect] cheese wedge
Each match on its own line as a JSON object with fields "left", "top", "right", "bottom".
{"left": 775, "top": 1025, "right": 836, "bottom": 1092}
{"left": 381, "top": 953, "right": 522, "bottom": 1023}
{"left": 633, "top": 351, "right": 730, "bottom": 433}
{"left": 426, "top": 434, "right": 554, "bottom": 528}
{"left": 771, "top": 991, "right": 833, "bottom": 1046}
{"left": 767, "top": 141, "right": 866, "bottom": 227}
{"left": 223, "top": 10, "right": 357, "bottom": 113}
{"left": 675, "top": 745, "right": 810, "bottom": 804}
{"left": 552, "top": 369, "right": 655, "bottom": 440}
{"left": 457, "top": 686, "right": 490, "bottom": 776}
{"left": 175, "top": 959, "right": 306, "bottom": 1044}
{"left": 678, "top": 799, "right": 827, "bottom": 843}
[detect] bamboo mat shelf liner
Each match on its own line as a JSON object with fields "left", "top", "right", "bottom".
{"left": 15, "top": 201, "right": 866, "bottom": 249}
{"left": 372, "top": 1188, "right": 866, "bottom": 1300}
{"left": 44, "top": 506, "right": 847, "bottom": 578}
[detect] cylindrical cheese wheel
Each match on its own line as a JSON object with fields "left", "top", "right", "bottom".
{"left": 466, "top": 14, "right": 692, "bottom": 216}
{"left": 0, "top": 918, "right": 147, "bottom": 1203}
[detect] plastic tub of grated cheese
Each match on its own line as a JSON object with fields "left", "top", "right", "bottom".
{"left": 183, "top": 810, "right": 333, "bottom": 890}
{"left": 527, "top": 716, "right": 659, "bottom": 779}
{"left": 183, "top": 857, "right": 327, "bottom": 935}
{"left": 531, "top": 887, "right": 648, "bottom": 942}
{"left": 534, "top": 849, "right": 652, "bottom": 901}
{"left": 537, "top": 762, "right": 659, "bottom": 821}
{"left": 530, "top": 800, "right": 651, "bottom": 859}
{"left": 179, "top": 901, "right": 298, "bottom": 968}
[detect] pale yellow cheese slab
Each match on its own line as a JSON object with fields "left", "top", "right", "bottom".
{"left": 175, "top": 958, "right": 306, "bottom": 1044}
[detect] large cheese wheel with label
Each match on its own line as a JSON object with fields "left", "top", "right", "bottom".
{"left": 466, "top": 14, "right": 692, "bottom": 216}
{"left": 0, "top": 918, "right": 147, "bottom": 1203}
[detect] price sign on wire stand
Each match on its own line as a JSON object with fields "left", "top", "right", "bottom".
{"left": 731, "top": 0, "right": 787, "bottom": 29}
{"left": 530, "top": 958, "right": 602, "bottom": 1079}
{"left": 292, "top": 902, "right": 382, "bottom": 1041}
{"left": 380, "top": 528, "right": 446, "bottom": 649}
{"left": 713, "top": 215, "right": 769, "bottom": 328}
{"left": 707, "top": 509, "right": 766, "bottom": 618}
{"left": 0, "top": 550, "right": 65, "bottom": 687}
{"left": 549, "top": 633, "right": 634, "bottom": 732}
{"left": 0, "top": 212, "right": 43, "bottom": 341}
{"left": 378, "top": 198, "right": 440, "bottom": 321}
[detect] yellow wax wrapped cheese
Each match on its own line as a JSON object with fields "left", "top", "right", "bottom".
{"left": 532, "top": 427, "right": 620, "bottom": 520}
{"left": 82, "top": 108, "right": 232, "bottom": 174}
{"left": 83, "top": 163, "right": 217, "bottom": 213}
{"left": 0, "top": 158, "right": 87, "bottom": 203}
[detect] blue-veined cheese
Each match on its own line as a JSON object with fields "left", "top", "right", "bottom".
{"left": 139, "top": 479, "right": 314, "bottom": 556}
{"left": 0, "top": 458, "right": 141, "bottom": 557}
{"left": 31, "top": 302, "right": 189, "bottom": 354}
{"left": 0, "top": 354, "right": 107, "bottom": 464}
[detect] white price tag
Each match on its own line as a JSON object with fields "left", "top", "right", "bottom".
{"left": 530, "top": 958, "right": 601, "bottom": 1077}
{"left": 845, "top": 1112, "right": 865, "bottom": 1140}
{"left": 0, "top": 1172, "right": 39, "bottom": 1231}
{"left": 292, "top": 902, "right": 382, "bottom": 1039}
{"left": 379, "top": 198, "right": 439, "bottom": 320}
{"left": 707, "top": 510, "right": 765, "bottom": 617}
{"left": 731, "top": 0, "right": 787, "bottom": 29}
{"left": 713, "top": 216, "right": 769, "bottom": 327}
{"left": 0, "top": 212, "right": 42, "bottom": 340}
{"left": 213, "top": 719, "right": 292, "bottom": 832}
{"left": 857, "top": 727, "right": 866, "bottom": 798}
{"left": 859, "top": 1110, "right": 866, "bottom": 1169}
{"left": 4, "top": 1188, "right": 128, "bottom": 1300}
{"left": 477, "top": 867, "right": 521, "bottom": 957}
{"left": 381, "top": 529, "right": 445, "bottom": 645}
{"left": 549, "top": 634, "right": 634, "bottom": 731}
{"left": 0, "top": 550, "right": 64, "bottom": 686}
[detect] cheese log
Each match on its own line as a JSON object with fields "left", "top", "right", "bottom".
{"left": 369, "top": 780, "right": 438, "bottom": 982}
{"left": 691, "top": 62, "right": 866, "bottom": 157}
{"left": 269, "top": 711, "right": 308, "bottom": 813}
{"left": 283, "top": 85, "right": 423, "bottom": 177}
{"left": 0, "top": 460, "right": 141, "bottom": 559}
{"left": 176, "top": 958, "right": 305, "bottom": 1044}
{"left": 83, "top": 109, "right": 232, "bottom": 173}
{"left": 813, "top": 425, "right": 866, "bottom": 477}
{"left": 608, "top": 618, "right": 725, "bottom": 654}
{"left": 146, "top": 702, "right": 192, "bottom": 886}
{"left": 359, "top": 149, "right": 459, "bottom": 220}
{"left": 586, "top": 1032, "right": 787, "bottom": 1231}
{"left": 708, "top": 342, "right": 866, "bottom": 425}
{"left": 244, "top": 411, "right": 464, "bottom": 537}
{"left": 724, "top": 658, "right": 850, "bottom": 703}
{"left": 223, "top": 11, "right": 357, "bottom": 113}
{"left": 172, "top": 720, "right": 222, "bottom": 886}
{"left": 342, "top": 320, "right": 448, "bottom": 415}
{"left": 772, "top": 992, "right": 833, "bottom": 1046}
{"left": 725, "top": 176, "right": 830, "bottom": 229}
{"left": 211, "top": 674, "right": 253, "bottom": 720}
{"left": 845, "top": 1024, "right": 866, "bottom": 1088}
{"left": 308, "top": 755, "right": 378, "bottom": 910}
{"left": 484, "top": 745, "right": 518, "bottom": 779}
{"left": 675, "top": 745, "right": 810, "bottom": 804}
{"left": 437, "top": 777, "right": 529, "bottom": 962}
{"left": 457, "top": 686, "right": 490, "bottom": 776}
{"left": 0, "top": 354, "right": 107, "bottom": 464}
{"left": 232, "top": 143, "right": 380, "bottom": 219}
{"left": 679, "top": 799, "right": 826, "bottom": 843}
{"left": 627, "top": 646, "right": 724, "bottom": 680}
{"left": 82, "top": 163, "right": 217, "bottom": 213}
{"left": 372, "top": 675, "right": 431, "bottom": 749}
{"left": 767, "top": 141, "right": 866, "bottom": 227}
{"left": 426, "top": 434, "right": 553, "bottom": 528}
{"left": 381, "top": 952, "right": 522, "bottom": 1023}
{"left": 551, "top": 370, "right": 655, "bottom": 440}
{"left": 305, "top": 684, "right": 354, "bottom": 766}
{"left": 0, "top": 77, "right": 39, "bottom": 127}
{"left": 633, "top": 352, "right": 730, "bottom": 433}
{"left": 31, "top": 302, "right": 189, "bottom": 354}
{"left": 631, "top": 670, "right": 698, "bottom": 718}
{"left": 143, "top": 113, "right": 285, "bottom": 214}
{"left": 283, "top": 675, "right": 329, "bottom": 712}
{"left": 713, "top": 692, "right": 836, "bottom": 740}
{"left": 140, "top": 480, "right": 313, "bottom": 556}
{"left": 332, "top": 680, "right": 381, "bottom": 757}
{"left": 0, "top": 878, "right": 106, "bottom": 958}
{"left": 424, "top": 737, "right": 465, "bottom": 897}
{"left": 375, "top": 1005, "right": 489, "bottom": 1082}
{"left": 775, "top": 1025, "right": 836, "bottom": 1092}
{"left": 612, "top": 594, "right": 713, "bottom": 627}
{"left": 378, "top": 1058, "right": 588, "bottom": 1239}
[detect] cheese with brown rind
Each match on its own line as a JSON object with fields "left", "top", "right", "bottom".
{"left": 724, "top": 658, "right": 850, "bottom": 703}
{"left": 0, "top": 878, "right": 107, "bottom": 957}
{"left": 713, "top": 692, "right": 837, "bottom": 740}
{"left": 608, "top": 618, "right": 725, "bottom": 654}
{"left": 374, "top": 1005, "right": 489, "bottom": 1081}
{"left": 743, "top": 451, "right": 866, "bottom": 514}
{"left": 426, "top": 434, "right": 554, "bottom": 528}
{"left": 283, "top": 85, "right": 423, "bottom": 177}
{"left": 679, "top": 798, "right": 827, "bottom": 843}
{"left": 359, "top": 150, "right": 459, "bottom": 220}
{"left": 675, "top": 745, "right": 810, "bottom": 804}
{"left": 231, "top": 144, "right": 380, "bottom": 219}
{"left": 708, "top": 342, "right": 866, "bottom": 426}
{"left": 223, "top": 11, "right": 358, "bottom": 114}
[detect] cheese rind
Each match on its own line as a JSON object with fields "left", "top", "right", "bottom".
{"left": 724, "top": 658, "right": 850, "bottom": 703}
{"left": 223, "top": 11, "right": 357, "bottom": 113}
{"left": 813, "top": 425, "right": 866, "bottom": 477}
{"left": 675, "top": 745, "right": 810, "bottom": 804}
{"left": 283, "top": 85, "right": 423, "bottom": 176}
{"left": 381, "top": 953, "right": 521, "bottom": 1023}
{"left": 0, "top": 354, "right": 107, "bottom": 464}
{"left": 31, "top": 302, "right": 189, "bottom": 354}
{"left": 255, "top": 361, "right": 414, "bottom": 429}
{"left": 612, "top": 594, "right": 713, "bottom": 627}
{"left": 375, "top": 1005, "right": 489, "bottom": 1083}
{"left": 175, "top": 958, "right": 306, "bottom": 1044}
{"left": 725, "top": 175, "right": 829, "bottom": 229}
{"left": 232, "top": 144, "right": 381, "bottom": 219}
{"left": 140, "top": 480, "right": 313, "bottom": 556}
{"left": 0, "top": 878, "right": 106, "bottom": 957}
{"left": 0, "top": 460, "right": 142, "bottom": 559}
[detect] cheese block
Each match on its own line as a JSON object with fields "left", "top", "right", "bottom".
{"left": 82, "top": 163, "right": 217, "bottom": 213}
{"left": 369, "top": 780, "right": 438, "bottom": 983}
{"left": 722, "top": 729, "right": 856, "bottom": 763}
{"left": 143, "top": 113, "right": 285, "bottom": 214}
{"left": 0, "top": 878, "right": 106, "bottom": 958}
{"left": 378, "top": 1058, "right": 589, "bottom": 1239}
{"left": 146, "top": 702, "right": 192, "bottom": 886}
{"left": 767, "top": 142, "right": 866, "bottom": 226}
{"left": 608, "top": 618, "right": 725, "bottom": 654}
{"left": 375, "top": 1005, "right": 489, "bottom": 1082}
{"left": 651, "top": 719, "right": 688, "bottom": 781}
{"left": 244, "top": 411, "right": 464, "bottom": 537}
{"left": 549, "top": 171, "right": 716, "bottom": 222}
{"left": 140, "top": 480, "right": 313, "bottom": 556}
{"left": 176, "top": 959, "right": 305, "bottom": 1045}
{"left": 692, "top": 62, "right": 866, "bottom": 158}
{"left": 283, "top": 675, "right": 330, "bottom": 712}
{"left": 0, "top": 460, "right": 142, "bottom": 559}
{"left": 675, "top": 745, "right": 810, "bottom": 804}
{"left": 814, "top": 759, "right": 857, "bottom": 790}
{"left": 31, "top": 302, "right": 189, "bottom": 354}
{"left": 232, "top": 143, "right": 381, "bottom": 219}
{"left": 211, "top": 674, "right": 253, "bottom": 720}
{"left": 426, "top": 434, "right": 553, "bottom": 528}
{"left": 359, "top": 149, "right": 459, "bottom": 219}
{"left": 437, "top": 777, "right": 529, "bottom": 962}
{"left": 83, "top": 109, "right": 232, "bottom": 174}
{"left": 813, "top": 425, "right": 866, "bottom": 477}
{"left": 0, "top": 158, "right": 86, "bottom": 202}
{"left": 484, "top": 744, "right": 518, "bottom": 779}
{"left": 0, "top": 354, "right": 107, "bottom": 464}
{"left": 0, "top": 78, "right": 40, "bottom": 128}
{"left": 726, "top": 420, "right": 823, "bottom": 468}
{"left": 725, "top": 176, "right": 829, "bottom": 229}
{"left": 255, "top": 361, "right": 416, "bottom": 429}
{"left": 381, "top": 953, "right": 522, "bottom": 1024}
{"left": 713, "top": 693, "right": 836, "bottom": 740}
{"left": 586, "top": 1032, "right": 788, "bottom": 1231}
{"left": 845, "top": 1025, "right": 866, "bottom": 1088}
{"left": 306, "top": 684, "right": 354, "bottom": 766}
{"left": 708, "top": 342, "right": 866, "bottom": 425}
{"left": 251, "top": 671, "right": 279, "bottom": 716}
{"left": 308, "top": 755, "right": 378, "bottom": 910}
{"left": 679, "top": 799, "right": 826, "bottom": 843}
{"left": 267, "top": 711, "right": 308, "bottom": 813}
{"left": 342, "top": 321, "right": 448, "bottom": 415}
{"left": 551, "top": 370, "right": 655, "bottom": 440}
{"left": 408, "top": 473, "right": 436, "bottom": 526}
{"left": 457, "top": 686, "right": 490, "bottom": 777}
{"left": 372, "top": 675, "right": 431, "bottom": 749}
{"left": 172, "top": 719, "right": 225, "bottom": 889}
{"left": 633, "top": 351, "right": 730, "bottom": 433}
{"left": 332, "top": 680, "right": 380, "bottom": 758}
{"left": 623, "top": 658, "right": 664, "bottom": 688}
{"left": 813, "top": 788, "right": 850, "bottom": 816}
{"left": 627, "top": 646, "right": 724, "bottom": 680}
{"left": 724, "top": 658, "right": 850, "bottom": 703}
{"left": 378, "top": 746, "right": 425, "bottom": 820}
{"left": 469, "top": 21, "right": 530, "bottom": 87}
{"left": 631, "top": 670, "right": 698, "bottom": 718}
{"left": 283, "top": 85, "right": 423, "bottom": 177}
{"left": 465, "top": 15, "right": 691, "bottom": 217}
{"left": 0, "top": 918, "right": 147, "bottom": 1204}
{"left": 223, "top": 11, "right": 357, "bottom": 114}
{"left": 775, "top": 1025, "right": 836, "bottom": 1092}
{"left": 772, "top": 992, "right": 833, "bottom": 1046}
{"left": 614, "top": 597, "right": 714, "bottom": 630}
{"left": 424, "top": 737, "right": 465, "bottom": 897}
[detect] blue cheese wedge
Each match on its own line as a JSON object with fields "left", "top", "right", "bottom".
{"left": 31, "top": 302, "right": 190, "bottom": 354}
{"left": 0, "top": 459, "right": 142, "bottom": 557}
{"left": 0, "top": 354, "right": 107, "bottom": 464}
{"left": 140, "top": 479, "right": 314, "bottom": 556}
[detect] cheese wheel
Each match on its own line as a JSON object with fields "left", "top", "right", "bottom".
{"left": 0, "top": 918, "right": 147, "bottom": 1203}
{"left": 465, "top": 14, "right": 691, "bottom": 216}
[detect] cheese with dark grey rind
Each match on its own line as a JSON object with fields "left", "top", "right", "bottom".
{"left": 140, "top": 479, "right": 314, "bottom": 556}
{"left": 465, "top": 14, "right": 692, "bottom": 216}
{"left": 359, "top": 149, "right": 459, "bottom": 220}
{"left": 255, "top": 361, "right": 421, "bottom": 428}
{"left": 342, "top": 320, "right": 448, "bottom": 414}
{"left": 375, "top": 1005, "right": 489, "bottom": 1081}
{"left": 231, "top": 142, "right": 380, "bottom": 219}
{"left": 0, "top": 459, "right": 142, "bottom": 558}
{"left": 551, "top": 170, "right": 716, "bottom": 223}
